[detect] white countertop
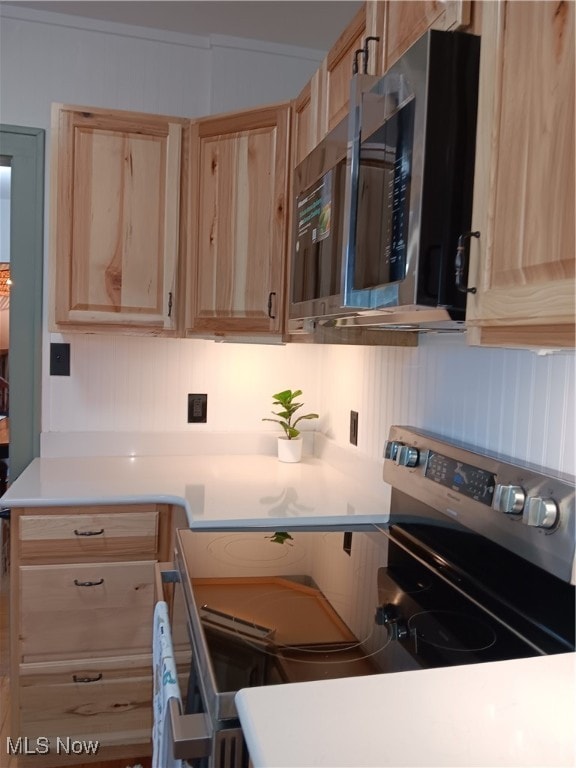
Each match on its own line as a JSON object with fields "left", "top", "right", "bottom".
{"left": 0, "top": 454, "right": 388, "bottom": 528}
{"left": 236, "top": 652, "right": 576, "bottom": 768}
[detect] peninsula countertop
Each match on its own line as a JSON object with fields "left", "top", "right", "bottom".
{"left": 236, "top": 652, "right": 576, "bottom": 768}
{"left": 0, "top": 453, "right": 389, "bottom": 528}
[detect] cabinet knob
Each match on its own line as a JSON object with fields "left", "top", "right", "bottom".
{"left": 73, "top": 673, "right": 103, "bottom": 683}
{"left": 267, "top": 292, "right": 277, "bottom": 319}
{"left": 74, "top": 528, "right": 104, "bottom": 536}
{"left": 74, "top": 578, "right": 104, "bottom": 587}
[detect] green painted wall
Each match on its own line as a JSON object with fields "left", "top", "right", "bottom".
{"left": 0, "top": 125, "right": 44, "bottom": 481}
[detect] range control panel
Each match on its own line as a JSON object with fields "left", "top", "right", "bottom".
{"left": 383, "top": 426, "right": 576, "bottom": 584}
{"left": 425, "top": 452, "right": 495, "bottom": 506}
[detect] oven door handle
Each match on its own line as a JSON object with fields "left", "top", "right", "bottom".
{"left": 155, "top": 561, "right": 180, "bottom": 602}
{"left": 168, "top": 698, "right": 213, "bottom": 761}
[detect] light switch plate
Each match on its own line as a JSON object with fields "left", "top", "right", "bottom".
{"left": 50, "top": 342, "right": 70, "bottom": 376}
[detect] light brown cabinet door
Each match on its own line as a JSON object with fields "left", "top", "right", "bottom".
{"left": 292, "top": 70, "right": 324, "bottom": 168}
{"left": 19, "top": 656, "right": 152, "bottom": 745}
{"left": 51, "top": 105, "right": 185, "bottom": 333}
{"left": 19, "top": 508, "right": 159, "bottom": 561}
{"left": 186, "top": 103, "right": 291, "bottom": 336}
{"left": 466, "top": 1, "right": 575, "bottom": 348}
{"left": 320, "top": 4, "right": 367, "bottom": 136}
{"left": 19, "top": 561, "right": 156, "bottom": 662}
{"left": 384, "top": 1, "right": 471, "bottom": 69}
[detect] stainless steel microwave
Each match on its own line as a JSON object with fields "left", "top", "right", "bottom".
{"left": 289, "top": 29, "right": 480, "bottom": 334}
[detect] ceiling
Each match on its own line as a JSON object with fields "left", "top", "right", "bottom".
{"left": 1, "top": 1, "right": 363, "bottom": 50}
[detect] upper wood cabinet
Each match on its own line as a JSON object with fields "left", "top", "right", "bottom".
{"left": 319, "top": 4, "right": 368, "bottom": 137}
{"left": 466, "top": 1, "right": 575, "bottom": 348}
{"left": 292, "top": 70, "right": 324, "bottom": 169}
{"left": 316, "top": 2, "right": 471, "bottom": 141}
{"left": 384, "top": 1, "right": 471, "bottom": 68}
{"left": 50, "top": 105, "right": 187, "bottom": 334}
{"left": 185, "top": 103, "right": 291, "bottom": 337}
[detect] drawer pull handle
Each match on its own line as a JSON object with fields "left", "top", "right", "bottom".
{"left": 73, "top": 529, "right": 104, "bottom": 536}
{"left": 74, "top": 578, "right": 104, "bottom": 587}
{"left": 73, "top": 673, "right": 103, "bottom": 684}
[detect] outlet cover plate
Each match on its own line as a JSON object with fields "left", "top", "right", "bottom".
{"left": 349, "top": 410, "right": 358, "bottom": 446}
{"left": 188, "top": 394, "right": 208, "bottom": 423}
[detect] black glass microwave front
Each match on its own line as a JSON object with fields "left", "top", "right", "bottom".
{"left": 290, "top": 30, "right": 480, "bottom": 325}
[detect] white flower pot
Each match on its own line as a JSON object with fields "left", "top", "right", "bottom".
{"left": 277, "top": 436, "right": 303, "bottom": 463}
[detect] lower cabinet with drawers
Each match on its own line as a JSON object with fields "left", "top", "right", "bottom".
{"left": 8, "top": 504, "right": 174, "bottom": 767}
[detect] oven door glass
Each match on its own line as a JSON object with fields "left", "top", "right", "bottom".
{"left": 178, "top": 524, "right": 561, "bottom": 719}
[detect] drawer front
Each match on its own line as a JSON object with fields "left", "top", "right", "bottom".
{"left": 20, "top": 561, "right": 156, "bottom": 662}
{"left": 19, "top": 508, "right": 159, "bottom": 560}
{"left": 19, "top": 655, "right": 152, "bottom": 745}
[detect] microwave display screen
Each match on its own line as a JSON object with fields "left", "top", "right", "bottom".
{"left": 292, "top": 161, "right": 346, "bottom": 304}
{"left": 354, "top": 98, "right": 415, "bottom": 290}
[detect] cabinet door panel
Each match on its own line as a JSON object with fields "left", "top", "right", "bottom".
{"left": 19, "top": 656, "right": 152, "bottom": 745}
{"left": 490, "top": 1, "right": 574, "bottom": 288}
{"left": 188, "top": 105, "right": 290, "bottom": 335}
{"left": 52, "top": 106, "right": 183, "bottom": 332}
{"left": 322, "top": 4, "right": 367, "bottom": 134}
{"left": 19, "top": 510, "right": 159, "bottom": 561}
{"left": 19, "top": 561, "right": 156, "bottom": 662}
{"left": 385, "top": 1, "right": 471, "bottom": 68}
{"left": 467, "top": 1, "right": 575, "bottom": 347}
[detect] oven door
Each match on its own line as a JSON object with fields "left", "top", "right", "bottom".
{"left": 155, "top": 563, "right": 249, "bottom": 768}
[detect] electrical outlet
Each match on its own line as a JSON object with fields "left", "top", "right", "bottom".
{"left": 343, "top": 531, "right": 353, "bottom": 556}
{"left": 349, "top": 410, "right": 358, "bottom": 446}
{"left": 50, "top": 342, "right": 70, "bottom": 376}
{"left": 188, "top": 394, "right": 207, "bottom": 423}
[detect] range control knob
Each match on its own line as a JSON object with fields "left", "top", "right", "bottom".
{"left": 384, "top": 440, "right": 402, "bottom": 461}
{"left": 396, "top": 445, "right": 420, "bottom": 468}
{"left": 375, "top": 603, "right": 407, "bottom": 640}
{"left": 493, "top": 484, "right": 526, "bottom": 515}
{"left": 522, "top": 497, "right": 559, "bottom": 530}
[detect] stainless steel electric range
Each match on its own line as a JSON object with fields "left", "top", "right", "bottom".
{"left": 157, "top": 426, "right": 575, "bottom": 768}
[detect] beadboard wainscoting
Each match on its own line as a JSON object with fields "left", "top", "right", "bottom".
{"left": 316, "top": 334, "right": 575, "bottom": 476}
{"left": 43, "top": 333, "right": 575, "bottom": 478}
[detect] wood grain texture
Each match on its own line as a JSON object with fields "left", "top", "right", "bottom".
{"left": 323, "top": 4, "right": 367, "bottom": 133}
{"left": 385, "top": 1, "right": 471, "bottom": 68}
{"left": 7, "top": 505, "right": 173, "bottom": 768}
{"left": 19, "top": 511, "right": 158, "bottom": 561}
{"left": 293, "top": 80, "right": 313, "bottom": 168}
{"left": 52, "top": 105, "right": 185, "bottom": 332}
{"left": 187, "top": 103, "right": 290, "bottom": 335}
{"left": 19, "top": 561, "right": 156, "bottom": 662}
{"left": 19, "top": 656, "right": 152, "bottom": 743}
{"left": 467, "top": 1, "right": 575, "bottom": 343}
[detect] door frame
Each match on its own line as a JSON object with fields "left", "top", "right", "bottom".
{"left": 0, "top": 125, "right": 44, "bottom": 481}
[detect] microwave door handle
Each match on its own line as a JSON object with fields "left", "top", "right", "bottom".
{"left": 341, "top": 80, "right": 365, "bottom": 306}
{"left": 455, "top": 231, "right": 480, "bottom": 294}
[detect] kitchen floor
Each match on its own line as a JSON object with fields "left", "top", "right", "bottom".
{"left": 0, "top": 557, "right": 151, "bottom": 768}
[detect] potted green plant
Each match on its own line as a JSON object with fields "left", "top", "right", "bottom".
{"left": 263, "top": 389, "right": 319, "bottom": 462}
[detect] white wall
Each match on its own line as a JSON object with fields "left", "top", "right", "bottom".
{"left": 0, "top": 5, "right": 325, "bottom": 446}
{"left": 1, "top": 5, "right": 574, "bottom": 476}
{"left": 317, "top": 336, "right": 575, "bottom": 476}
